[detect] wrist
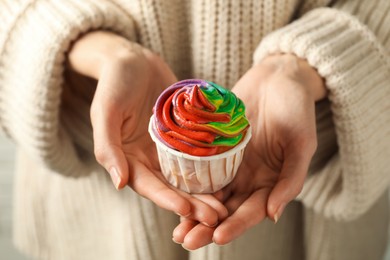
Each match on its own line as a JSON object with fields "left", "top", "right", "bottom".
{"left": 259, "top": 54, "right": 327, "bottom": 101}
{"left": 67, "top": 31, "right": 142, "bottom": 79}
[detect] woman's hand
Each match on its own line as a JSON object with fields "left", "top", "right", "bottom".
{"left": 67, "top": 31, "right": 227, "bottom": 226}
{"left": 173, "top": 54, "right": 326, "bottom": 249}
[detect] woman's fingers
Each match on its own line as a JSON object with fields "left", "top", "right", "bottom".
{"left": 213, "top": 188, "right": 270, "bottom": 245}
{"left": 177, "top": 193, "right": 221, "bottom": 227}
{"left": 192, "top": 194, "right": 229, "bottom": 221}
{"left": 172, "top": 219, "right": 197, "bottom": 244}
{"left": 171, "top": 194, "right": 228, "bottom": 248}
{"left": 172, "top": 194, "right": 230, "bottom": 249}
{"left": 128, "top": 160, "right": 192, "bottom": 217}
{"left": 181, "top": 223, "right": 215, "bottom": 250}
{"left": 173, "top": 219, "right": 215, "bottom": 250}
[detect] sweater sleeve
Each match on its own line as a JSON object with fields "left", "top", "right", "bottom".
{"left": 254, "top": 0, "right": 390, "bottom": 221}
{"left": 0, "top": 0, "right": 137, "bottom": 176}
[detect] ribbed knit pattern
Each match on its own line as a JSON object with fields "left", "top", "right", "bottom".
{"left": 189, "top": 0, "right": 297, "bottom": 88}
{"left": 0, "top": 0, "right": 137, "bottom": 176}
{"left": 255, "top": 5, "right": 390, "bottom": 221}
{"left": 0, "top": 0, "right": 389, "bottom": 260}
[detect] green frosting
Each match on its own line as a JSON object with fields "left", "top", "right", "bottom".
{"left": 200, "top": 82, "right": 249, "bottom": 146}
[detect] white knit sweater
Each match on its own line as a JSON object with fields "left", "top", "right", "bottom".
{"left": 0, "top": 0, "right": 389, "bottom": 260}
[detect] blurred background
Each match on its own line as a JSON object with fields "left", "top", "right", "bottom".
{"left": 0, "top": 134, "right": 27, "bottom": 259}
{"left": 1, "top": 133, "right": 390, "bottom": 260}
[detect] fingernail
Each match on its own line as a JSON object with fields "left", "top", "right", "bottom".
{"left": 109, "top": 167, "right": 121, "bottom": 190}
{"left": 175, "top": 212, "right": 191, "bottom": 218}
{"left": 274, "top": 213, "right": 278, "bottom": 224}
{"left": 274, "top": 203, "right": 286, "bottom": 224}
{"left": 202, "top": 221, "right": 218, "bottom": 228}
{"left": 172, "top": 237, "right": 181, "bottom": 244}
{"left": 182, "top": 245, "right": 194, "bottom": 252}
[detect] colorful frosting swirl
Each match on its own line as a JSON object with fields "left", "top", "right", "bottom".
{"left": 152, "top": 79, "right": 249, "bottom": 156}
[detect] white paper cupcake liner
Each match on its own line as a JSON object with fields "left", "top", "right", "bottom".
{"left": 148, "top": 116, "right": 252, "bottom": 194}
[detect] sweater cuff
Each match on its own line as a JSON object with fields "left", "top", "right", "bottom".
{"left": 0, "top": 1, "right": 136, "bottom": 176}
{"left": 254, "top": 8, "right": 390, "bottom": 220}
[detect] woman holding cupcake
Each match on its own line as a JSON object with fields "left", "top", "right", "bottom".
{"left": 1, "top": 1, "right": 389, "bottom": 260}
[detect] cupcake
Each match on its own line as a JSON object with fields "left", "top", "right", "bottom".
{"left": 148, "top": 79, "right": 251, "bottom": 193}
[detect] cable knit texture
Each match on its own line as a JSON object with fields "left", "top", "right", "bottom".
{"left": 0, "top": 0, "right": 389, "bottom": 260}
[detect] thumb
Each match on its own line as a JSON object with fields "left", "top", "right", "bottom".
{"left": 91, "top": 100, "right": 129, "bottom": 190}
{"left": 267, "top": 142, "right": 315, "bottom": 223}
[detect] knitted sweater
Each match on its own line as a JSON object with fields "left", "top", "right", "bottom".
{"left": 1, "top": 0, "right": 389, "bottom": 260}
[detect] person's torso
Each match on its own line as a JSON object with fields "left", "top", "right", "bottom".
{"left": 114, "top": 0, "right": 303, "bottom": 88}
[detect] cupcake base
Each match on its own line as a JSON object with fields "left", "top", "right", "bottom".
{"left": 148, "top": 116, "right": 252, "bottom": 193}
